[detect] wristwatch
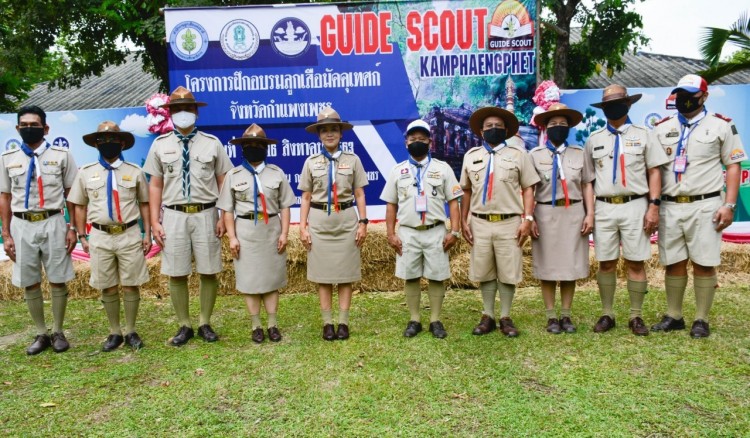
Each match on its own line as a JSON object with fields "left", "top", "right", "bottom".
{"left": 450, "top": 230, "right": 461, "bottom": 238}
{"left": 649, "top": 198, "right": 661, "bottom": 206}
{"left": 78, "top": 234, "right": 88, "bottom": 240}
{"left": 358, "top": 218, "right": 369, "bottom": 225}
{"left": 523, "top": 215, "right": 534, "bottom": 222}
{"left": 723, "top": 203, "right": 737, "bottom": 211}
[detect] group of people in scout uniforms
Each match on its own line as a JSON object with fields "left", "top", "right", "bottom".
{"left": 1, "top": 73, "right": 743, "bottom": 355}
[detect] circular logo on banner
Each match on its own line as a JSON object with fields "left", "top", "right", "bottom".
{"left": 270, "top": 18, "right": 311, "bottom": 58}
{"left": 220, "top": 19, "right": 260, "bottom": 61}
{"left": 644, "top": 112, "right": 662, "bottom": 129}
{"left": 170, "top": 21, "right": 209, "bottom": 62}
{"left": 52, "top": 137, "right": 69, "bottom": 148}
{"left": 5, "top": 139, "right": 20, "bottom": 152}
{"left": 488, "top": 0, "right": 534, "bottom": 51}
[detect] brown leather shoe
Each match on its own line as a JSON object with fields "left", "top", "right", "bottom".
{"left": 322, "top": 324, "right": 336, "bottom": 341}
{"left": 628, "top": 317, "right": 649, "bottom": 336}
{"left": 593, "top": 315, "right": 616, "bottom": 333}
{"left": 26, "top": 334, "right": 51, "bottom": 355}
{"left": 472, "top": 314, "right": 496, "bottom": 335}
{"left": 546, "top": 318, "right": 562, "bottom": 334}
{"left": 251, "top": 328, "right": 265, "bottom": 344}
{"left": 268, "top": 326, "right": 282, "bottom": 342}
{"left": 499, "top": 317, "right": 519, "bottom": 337}
{"left": 51, "top": 332, "right": 70, "bottom": 353}
{"left": 560, "top": 316, "right": 576, "bottom": 333}
{"left": 690, "top": 320, "right": 710, "bottom": 338}
{"left": 336, "top": 324, "right": 350, "bottom": 340}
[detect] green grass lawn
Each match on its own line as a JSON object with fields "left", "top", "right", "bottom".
{"left": 1, "top": 286, "right": 748, "bottom": 437}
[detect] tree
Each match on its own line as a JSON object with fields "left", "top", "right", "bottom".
{"left": 540, "top": 0, "right": 649, "bottom": 88}
{"left": 698, "top": 12, "right": 750, "bottom": 83}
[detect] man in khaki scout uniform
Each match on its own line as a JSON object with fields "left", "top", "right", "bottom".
{"left": 651, "top": 74, "right": 745, "bottom": 338}
{"left": 68, "top": 121, "right": 151, "bottom": 351}
{"left": 583, "top": 84, "right": 670, "bottom": 336}
{"left": 460, "top": 107, "right": 539, "bottom": 337}
{"left": 143, "top": 87, "right": 233, "bottom": 346}
{"left": 380, "top": 119, "right": 463, "bottom": 339}
{"left": 0, "top": 105, "right": 78, "bottom": 355}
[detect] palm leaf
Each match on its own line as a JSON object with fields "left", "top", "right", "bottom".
{"left": 698, "top": 61, "right": 750, "bottom": 83}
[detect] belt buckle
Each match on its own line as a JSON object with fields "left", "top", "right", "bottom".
{"left": 185, "top": 204, "right": 200, "bottom": 213}
{"left": 610, "top": 196, "right": 624, "bottom": 204}
{"left": 257, "top": 213, "right": 264, "bottom": 220}
{"left": 676, "top": 195, "right": 691, "bottom": 203}
{"left": 325, "top": 204, "right": 333, "bottom": 213}
{"left": 28, "top": 212, "right": 45, "bottom": 222}
{"left": 109, "top": 224, "right": 125, "bottom": 234}
{"left": 488, "top": 214, "right": 501, "bottom": 222}
{"left": 414, "top": 225, "right": 428, "bottom": 231}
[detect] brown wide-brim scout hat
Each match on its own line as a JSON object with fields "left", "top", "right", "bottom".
{"left": 160, "top": 86, "right": 207, "bottom": 108}
{"left": 305, "top": 107, "right": 353, "bottom": 134}
{"left": 533, "top": 103, "right": 583, "bottom": 128}
{"left": 469, "top": 106, "right": 519, "bottom": 139}
{"left": 590, "top": 84, "right": 642, "bottom": 108}
{"left": 82, "top": 121, "right": 135, "bottom": 150}
{"left": 229, "top": 123, "right": 277, "bottom": 146}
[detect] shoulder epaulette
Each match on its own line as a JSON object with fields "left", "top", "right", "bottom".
{"left": 466, "top": 146, "right": 483, "bottom": 154}
{"left": 590, "top": 126, "right": 607, "bottom": 136}
{"left": 197, "top": 131, "right": 220, "bottom": 141}
{"left": 81, "top": 162, "right": 99, "bottom": 169}
{"left": 654, "top": 115, "right": 674, "bottom": 126}
{"left": 231, "top": 166, "right": 244, "bottom": 174}
{"left": 50, "top": 146, "right": 68, "bottom": 152}
{"left": 529, "top": 145, "right": 547, "bottom": 153}
{"left": 712, "top": 113, "right": 732, "bottom": 122}
{"left": 155, "top": 132, "right": 173, "bottom": 141}
{"left": 1, "top": 148, "right": 19, "bottom": 156}
{"left": 122, "top": 161, "right": 141, "bottom": 169}
{"left": 265, "top": 163, "right": 284, "bottom": 172}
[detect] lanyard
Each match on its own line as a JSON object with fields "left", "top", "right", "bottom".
{"left": 408, "top": 155, "right": 431, "bottom": 223}
{"left": 674, "top": 108, "right": 707, "bottom": 182}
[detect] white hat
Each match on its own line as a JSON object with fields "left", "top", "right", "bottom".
{"left": 671, "top": 74, "right": 708, "bottom": 94}
{"left": 405, "top": 119, "right": 430, "bottom": 136}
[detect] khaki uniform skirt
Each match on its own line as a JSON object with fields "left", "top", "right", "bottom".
{"left": 234, "top": 217, "right": 287, "bottom": 294}
{"left": 307, "top": 207, "right": 361, "bottom": 284}
{"left": 532, "top": 202, "right": 589, "bottom": 281}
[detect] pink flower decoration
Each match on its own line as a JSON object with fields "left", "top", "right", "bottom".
{"left": 145, "top": 93, "right": 174, "bottom": 135}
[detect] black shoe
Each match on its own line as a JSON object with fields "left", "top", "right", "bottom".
{"left": 26, "top": 334, "right": 51, "bottom": 355}
{"left": 170, "top": 326, "right": 194, "bottom": 346}
{"left": 429, "top": 321, "right": 447, "bottom": 339}
{"left": 690, "top": 320, "right": 710, "bottom": 338}
{"left": 268, "top": 326, "right": 282, "bottom": 342}
{"left": 197, "top": 324, "right": 219, "bottom": 342}
{"left": 593, "top": 315, "right": 616, "bottom": 333}
{"left": 650, "top": 315, "right": 686, "bottom": 332}
{"left": 102, "top": 334, "right": 124, "bottom": 352}
{"left": 322, "top": 324, "right": 336, "bottom": 341}
{"left": 403, "top": 321, "right": 423, "bottom": 338}
{"left": 251, "top": 328, "right": 265, "bottom": 344}
{"left": 560, "top": 316, "right": 577, "bottom": 333}
{"left": 336, "top": 324, "right": 350, "bottom": 340}
{"left": 125, "top": 332, "right": 144, "bottom": 350}
{"left": 51, "top": 332, "right": 70, "bottom": 353}
{"left": 546, "top": 318, "right": 562, "bottom": 334}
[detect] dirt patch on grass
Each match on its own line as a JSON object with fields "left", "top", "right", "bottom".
{"left": 0, "top": 331, "right": 26, "bottom": 349}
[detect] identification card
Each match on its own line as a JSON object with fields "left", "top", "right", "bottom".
{"left": 415, "top": 194, "right": 427, "bottom": 212}
{"left": 674, "top": 155, "right": 687, "bottom": 173}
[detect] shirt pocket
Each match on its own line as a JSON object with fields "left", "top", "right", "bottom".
{"left": 85, "top": 179, "right": 106, "bottom": 203}
{"left": 496, "top": 156, "right": 517, "bottom": 182}
{"left": 397, "top": 177, "right": 413, "bottom": 201}
{"left": 623, "top": 145, "right": 645, "bottom": 166}
{"left": 311, "top": 167, "right": 328, "bottom": 191}
{"left": 6, "top": 165, "right": 26, "bottom": 189}
{"left": 263, "top": 179, "right": 281, "bottom": 204}
{"left": 690, "top": 130, "right": 720, "bottom": 161}
{"left": 657, "top": 133, "right": 679, "bottom": 163}
{"left": 193, "top": 153, "right": 216, "bottom": 180}
{"left": 535, "top": 160, "right": 553, "bottom": 183}
{"left": 565, "top": 157, "right": 584, "bottom": 185}
{"left": 426, "top": 176, "right": 444, "bottom": 198}
{"left": 335, "top": 167, "right": 354, "bottom": 192}
{"left": 40, "top": 164, "right": 62, "bottom": 187}
{"left": 160, "top": 154, "right": 181, "bottom": 178}
{"left": 468, "top": 162, "right": 486, "bottom": 190}
{"left": 117, "top": 178, "right": 137, "bottom": 201}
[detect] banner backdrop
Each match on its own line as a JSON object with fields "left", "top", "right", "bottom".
{"left": 163, "top": 0, "right": 539, "bottom": 219}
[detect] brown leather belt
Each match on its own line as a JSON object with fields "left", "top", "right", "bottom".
{"left": 471, "top": 212, "right": 519, "bottom": 222}
{"left": 92, "top": 220, "right": 139, "bottom": 234}
{"left": 13, "top": 210, "right": 61, "bottom": 222}
{"left": 403, "top": 221, "right": 444, "bottom": 231}
{"left": 661, "top": 191, "right": 721, "bottom": 203}
{"left": 165, "top": 202, "right": 216, "bottom": 213}
{"left": 537, "top": 199, "right": 582, "bottom": 206}
{"left": 310, "top": 201, "right": 353, "bottom": 212}
{"left": 237, "top": 213, "right": 278, "bottom": 220}
{"left": 595, "top": 194, "right": 645, "bottom": 204}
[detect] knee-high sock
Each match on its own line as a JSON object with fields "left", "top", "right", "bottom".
{"left": 627, "top": 279, "right": 648, "bottom": 319}
{"left": 50, "top": 285, "right": 68, "bottom": 334}
{"left": 427, "top": 280, "right": 445, "bottom": 323}
{"left": 498, "top": 282, "right": 515, "bottom": 318}
{"left": 123, "top": 288, "right": 140, "bottom": 334}
{"left": 101, "top": 289, "right": 121, "bottom": 335}
{"left": 321, "top": 309, "right": 333, "bottom": 325}
{"left": 169, "top": 277, "right": 191, "bottom": 327}
{"left": 664, "top": 275, "right": 688, "bottom": 319}
{"left": 267, "top": 313, "right": 278, "bottom": 329}
{"left": 480, "top": 280, "right": 498, "bottom": 317}
{"left": 338, "top": 309, "right": 350, "bottom": 325}
{"left": 404, "top": 279, "right": 421, "bottom": 322}
{"left": 694, "top": 275, "right": 717, "bottom": 321}
{"left": 199, "top": 274, "right": 218, "bottom": 326}
{"left": 597, "top": 271, "right": 617, "bottom": 318}
{"left": 250, "top": 313, "right": 262, "bottom": 329}
{"left": 24, "top": 286, "right": 47, "bottom": 335}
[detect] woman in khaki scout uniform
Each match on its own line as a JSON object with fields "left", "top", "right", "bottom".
{"left": 218, "top": 124, "right": 296, "bottom": 343}
{"left": 529, "top": 104, "right": 594, "bottom": 334}
{"left": 68, "top": 121, "right": 151, "bottom": 351}
{"left": 460, "top": 107, "right": 540, "bottom": 338}
{"left": 298, "top": 108, "right": 369, "bottom": 341}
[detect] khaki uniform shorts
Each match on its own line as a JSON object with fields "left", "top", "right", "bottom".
{"left": 395, "top": 224, "right": 450, "bottom": 281}
{"left": 593, "top": 197, "right": 651, "bottom": 261}
{"left": 10, "top": 213, "right": 74, "bottom": 288}
{"left": 88, "top": 225, "right": 149, "bottom": 289}
{"left": 160, "top": 207, "right": 222, "bottom": 276}
{"left": 469, "top": 215, "right": 522, "bottom": 284}
{"left": 658, "top": 197, "right": 722, "bottom": 267}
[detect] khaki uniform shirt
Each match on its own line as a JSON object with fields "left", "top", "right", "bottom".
{"left": 142, "top": 130, "right": 233, "bottom": 204}
{"left": 217, "top": 164, "right": 296, "bottom": 215}
{"left": 583, "top": 124, "right": 669, "bottom": 197}
{"left": 459, "top": 136, "right": 539, "bottom": 215}
{"left": 655, "top": 113, "right": 746, "bottom": 196}
{"left": 0, "top": 144, "right": 78, "bottom": 212}
{"left": 529, "top": 145, "right": 593, "bottom": 202}
{"left": 297, "top": 151, "right": 368, "bottom": 203}
{"left": 380, "top": 158, "right": 463, "bottom": 227}
{"left": 67, "top": 161, "right": 149, "bottom": 224}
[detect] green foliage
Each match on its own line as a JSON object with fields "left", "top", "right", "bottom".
{"left": 698, "top": 12, "right": 750, "bottom": 83}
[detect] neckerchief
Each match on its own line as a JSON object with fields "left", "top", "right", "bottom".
{"left": 174, "top": 129, "right": 197, "bottom": 201}
{"left": 674, "top": 108, "right": 708, "bottom": 182}
{"left": 606, "top": 117, "right": 632, "bottom": 187}
{"left": 545, "top": 140, "right": 569, "bottom": 208}
{"left": 19, "top": 142, "right": 50, "bottom": 209}
{"left": 481, "top": 141, "right": 506, "bottom": 205}
{"left": 408, "top": 155, "right": 431, "bottom": 224}
{"left": 240, "top": 161, "right": 268, "bottom": 225}
{"left": 321, "top": 148, "right": 342, "bottom": 215}
{"left": 98, "top": 156, "right": 124, "bottom": 222}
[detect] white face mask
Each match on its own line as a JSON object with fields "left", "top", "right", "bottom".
{"left": 171, "top": 111, "right": 197, "bottom": 129}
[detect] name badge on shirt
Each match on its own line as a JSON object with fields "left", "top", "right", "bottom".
{"left": 674, "top": 155, "right": 688, "bottom": 173}
{"left": 415, "top": 194, "right": 428, "bottom": 213}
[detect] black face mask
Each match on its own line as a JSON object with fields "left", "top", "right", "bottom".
{"left": 482, "top": 128, "right": 506, "bottom": 145}
{"left": 407, "top": 141, "right": 430, "bottom": 158}
{"left": 602, "top": 102, "right": 629, "bottom": 121}
{"left": 676, "top": 94, "right": 702, "bottom": 114}
{"left": 547, "top": 126, "right": 570, "bottom": 145}
{"left": 243, "top": 146, "right": 267, "bottom": 163}
{"left": 19, "top": 127, "right": 45, "bottom": 145}
{"left": 98, "top": 143, "right": 123, "bottom": 160}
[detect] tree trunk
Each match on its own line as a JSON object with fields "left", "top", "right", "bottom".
{"left": 551, "top": 0, "right": 580, "bottom": 88}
